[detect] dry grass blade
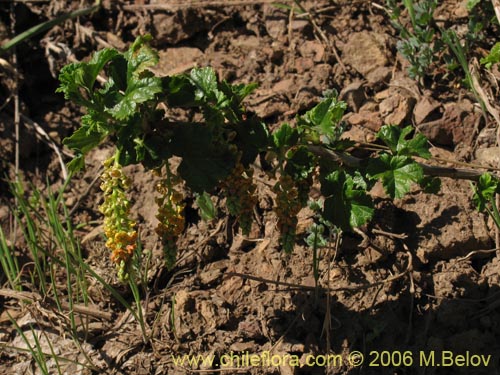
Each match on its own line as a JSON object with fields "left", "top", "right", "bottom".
{"left": 20, "top": 114, "right": 70, "bottom": 180}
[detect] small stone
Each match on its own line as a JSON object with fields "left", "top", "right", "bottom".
{"left": 379, "top": 93, "right": 416, "bottom": 125}
{"left": 0, "top": 206, "right": 9, "bottom": 220}
{"left": 230, "top": 341, "right": 256, "bottom": 352}
{"left": 366, "top": 66, "right": 391, "bottom": 85}
{"left": 347, "top": 111, "right": 383, "bottom": 132}
{"left": 340, "top": 80, "right": 366, "bottom": 112}
{"left": 298, "top": 40, "right": 325, "bottom": 62}
{"left": 272, "top": 78, "right": 296, "bottom": 93}
{"left": 294, "top": 57, "right": 314, "bottom": 74}
{"left": 413, "top": 96, "right": 442, "bottom": 124}
{"left": 342, "top": 31, "right": 388, "bottom": 77}
{"left": 199, "top": 268, "right": 222, "bottom": 285}
{"left": 475, "top": 147, "right": 500, "bottom": 168}
{"left": 153, "top": 47, "right": 203, "bottom": 76}
{"left": 265, "top": 19, "right": 286, "bottom": 39}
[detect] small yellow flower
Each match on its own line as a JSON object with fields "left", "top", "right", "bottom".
{"left": 153, "top": 167, "right": 185, "bottom": 269}
{"left": 100, "top": 156, "right": 138, "bottom": 281}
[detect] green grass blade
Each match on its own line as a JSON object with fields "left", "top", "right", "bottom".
{"left": 0, "top": 1, "right": 101, "bottom": 54}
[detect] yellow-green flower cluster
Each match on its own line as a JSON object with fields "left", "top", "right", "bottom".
{"left": 99, "top": 157, "right": 138, "bottom": 281}
{"left": 219, "top": 163, "right": 258, "bottom": 236}
{"left": 273, "top": 174, "right": 302, "bottom": 253}
{"left": 155, "top": 176, "right": 185, "bottom": 269}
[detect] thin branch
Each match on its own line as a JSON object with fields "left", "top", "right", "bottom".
{"left": 0, "top": 288, "right": 113, "bottom": 320}
{"left": 306, "top": 145, "right": 487, "bottom": 182}
{"left": 122, "top": 0, "right": 290, "bottom": 11}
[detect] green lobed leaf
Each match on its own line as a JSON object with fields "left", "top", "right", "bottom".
{"left": 273, "top": 123, "right": 299, "bottom": 150}
{"left": 377, "top": 125, "right": 431, "bottom": 158}
{"left": 190, "top": 67, "right": 222, "bottom": 104}
{"left": 66, "top": 154, "right": 85, "bottom": 173}
{"left": 367, "top": 154, "right": 423, "bottom": 199}
{"left": 473, "top": 173, "right": 499, "bottom": 211}
{"left": 466, "top": 0, "right": 482, "bottom": 10}
{"left": 305, "top": 224, "right": 327, "bottom": 249}
{"left": 231, "top": 82, "right": 259, "bottom": 102}
{"left": 62, "top": 125, "right": 106, "bottom": 154}
{"left": 196, "top": 192, "right": 217, "bottom": 221}
{"left": 284, "top": 146, "right": 315, "bottom": 180}
{"left": 107, "top": 76, "right": 162, "bottom": 120}
{"left": 125, "top": 35, "right": 159, "bottom": 78}
{"left": 481, "top": 42, "right": 500, "bottom": 70}
{"left": 57, "top": 48, "right": 120, "bottom": 107}
{"left": 141, "top": 134, "right": 173, "bottom": 169}
{"left": 178, "top": 156, "right": 233, "bottom": 193}
{"left": 301, "top": 94, "right": 347, "bottom": 143}
{"left": 420, "top": 176, "right": 441, "bottom": 194}
{"left": 321, "top": 169, "right": 374, "bottom": 230}
{"left": 163, "top": 75, "right": 197, "bottom": 107}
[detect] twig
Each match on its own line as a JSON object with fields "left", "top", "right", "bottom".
{"left": 306, "top": 145, "right": 489, "bottom": 181}
{"left": 456, "top": 248, "right": 499, "bottom": 262}
{"left": 0, "top": 288, "right": 113, "bottom": 320}
{"left": 20, "top": 114, "right": 69, "bottom": 180}
{"left": 372, "top": 228, "right": 408, "bottom": 240}
{"left": 292, "top": 0, "right": 347, "bottom": 73}
{"left": 122, "top": 0, "right": 290, "bottom": 11}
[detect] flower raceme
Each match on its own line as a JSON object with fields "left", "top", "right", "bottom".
{"left": 154, "top": 174, "right": 185, "bottom": 269}
{"left": 99, "top": 157, "right": 138, "bottom": 281}
{"left": 273, "top": 174, "right": 303, "bottom": 253}
{"left": 219, "top": 163, "right": 258, "bottom": 236}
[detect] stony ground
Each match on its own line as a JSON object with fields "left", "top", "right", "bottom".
{"left": 1, "top": 1, "right": 500, "bottom": 374}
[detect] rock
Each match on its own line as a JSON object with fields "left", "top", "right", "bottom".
{"left": 347, "top": 111, "right": 383, "bottom": 132}
{"left": 476, "top": 127, "right": 496, "bottom": 147}
{"left": 413, "top": 95, "right": 442, "bottom": 124}
{"left": 366, "top": 66, "right": 391, "bottom": 86}
{"left": 231, "top": 35, "right": 261, "bottom": 50}
{"left": 342, "top": 31, "right": 388, "bottom": 77}
{"left": 230, "top": 341, "right": 256, "bottom": 352}
{"left": 443, "top": 102, "right": 482, "bottom": 146}
{"left": 419, "top": 101, "right": 482, "bottom": 147}
{"left": 265, "top": 19, "right": 286, "bottom": 39}
{"left": 298, "top": 40, "right": 325, "bottom": 62}
{"left": 294, "top": 57, "right": 315, "bottom": 74}
{"left": 341, "top": 125, "right": 375, "bottom": 143}
{"left": 475, "top": 147, "right": 500, "bottom": 168}
{"left": 291, "top": 19, "right": 309, "bottom": 31}
{"left": 379, "top": 92, "right": 416, "bottom": 125}
{"left": 199, "top": 268, "right": 223, "bottom": 285}
{"left": 152, "top": 47, "right": 203, "bottom": 76}
{"left": 153, "top": 10, "right": 205, "bottom": 44}
{"left": 417, "top": 120, "right": 452, "bottom": 146}
{"left": 272, "top": 78, "right": 296, "bottom": 93}
{"left": 309, "top": 64, "right": 333, "bottom": 88}
{"left": 0, "top": 205, "right": 9, "bottom": 221}
{"left": 340, "top": 80, "right": 366, "bottom": 112}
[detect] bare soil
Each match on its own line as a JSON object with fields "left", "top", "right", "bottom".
{"left": 1, "top": 1, "right": 500, "bottom": 374}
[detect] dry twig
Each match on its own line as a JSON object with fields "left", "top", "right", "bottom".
{"left": 0, "top": 288, "right": 113, "bottom": 320}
